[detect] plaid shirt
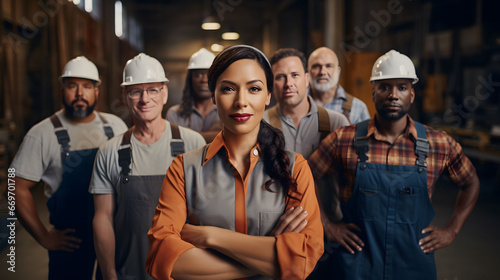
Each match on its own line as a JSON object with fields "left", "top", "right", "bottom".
{"left": 309, "top": 116, "right": 476, "bottom": 202}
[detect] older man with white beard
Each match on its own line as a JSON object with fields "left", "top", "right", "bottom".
{"left": 308, "top": 47, "right": 370, "bottom": 124}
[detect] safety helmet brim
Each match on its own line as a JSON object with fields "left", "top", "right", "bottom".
{"left": 121, "top": 53, "right": 169, "bottom": 87}
{"left": 59, "top": 56, "right": 101, "bottom": 86}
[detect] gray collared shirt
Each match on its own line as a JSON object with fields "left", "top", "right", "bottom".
{"left": 166, "top": 104, "right": 221, "bottom": 132}
{"left": 263, "top": 95, "right": 349, "bottom": 159}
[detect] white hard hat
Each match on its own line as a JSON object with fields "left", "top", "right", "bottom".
{"left": 370, "top": 50, "right": 419, "bottom": 84}
{"left": 59, "top": 56, "right": 101, "bottom": 85}
{"left": 121, "top": 53, "right": 169, "bottom": 87}
{"left": 187, "top": 48, "right": 215, "bottom": 70}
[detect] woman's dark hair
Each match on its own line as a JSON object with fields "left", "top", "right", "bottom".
{"left": 258, "top": 121, "right": 299, "bottom": 198}
{"left": 179, "top": 70, "right": 195, "bottom": 119}
{"left": 208, "top": 45, "right": 299, "bottom": 197}
{"left": 208, "top": 46, "right": 273, "bottom": 93}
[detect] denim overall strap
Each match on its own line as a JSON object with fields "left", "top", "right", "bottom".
{"left": 46, "top": 114, "right": 114, "bottom": 279}
{"left": 331, "top": 120, "right": 436, "bottom": 280}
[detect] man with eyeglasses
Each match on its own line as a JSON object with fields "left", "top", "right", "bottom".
{"left": 90, "top": 53, "right": 205, "bottom": 280}
{"left": 8, "top": 56, "right": 128, "bottom": 279}
{"left": 166, "top": 48, "right": 222, "bottom": 142}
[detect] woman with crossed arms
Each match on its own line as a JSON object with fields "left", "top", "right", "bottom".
{"left": 146, "top": 45, "right": 324, "bottom": 279}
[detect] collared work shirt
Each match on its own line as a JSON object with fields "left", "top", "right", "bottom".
{"left": 166, "top": 104, "right": 221, "bottom": 132}
{"left": 146, "top": 133, "right": 324, "bottom": 280}
{"left": 316, "top": 85, "right": 371, "bottom": 124}
{"left": 308, "top": 116, "right": 476, "bottom": 202}
{"left": 263, "top": 96, "right": 349, "bottom": 159}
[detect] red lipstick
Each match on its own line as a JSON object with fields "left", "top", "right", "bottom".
{"left": 230, "top": 113, "right": 252, "bottom": 122}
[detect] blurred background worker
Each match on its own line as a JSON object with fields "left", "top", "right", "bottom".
{"left": 308, "top": 50, "right": 480, "bottom": 280}
{"left": 166, "top": 48, "right": 221, "bottom": 143}
{"left": 264, "top": 48, "right": 349, "bottom": 159}
{"left": 90, "top": 53, "right": 205, "bottom": 280}
{"left": 8, "top": 56, "right": 128, "bottom": 279}
{"left": 308, "top": 47, "right": 370, "bottom": 124}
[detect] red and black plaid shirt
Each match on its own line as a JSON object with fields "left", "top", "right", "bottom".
{"left": 308, "top": 116, "right": 476, "bottom": 202}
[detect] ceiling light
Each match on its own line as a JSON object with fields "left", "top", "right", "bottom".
{"left": 85, "top": 0, "right": 93, "bottom": 12}
{"left": 222, "top": 31, "right": 239, "bottom": 40}
{"left": 211, "top": 43, "right": 224, "bottom": 52}
{"left": 115, "top": 1, "right": 123, "bottom": 37}
{"left": 201, "top": 16, "right": 220, "bottom": 30}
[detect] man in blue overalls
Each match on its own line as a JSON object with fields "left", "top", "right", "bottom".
{"left": 9, "top": 56, "right": 128, "bottom": 279}
{"left": 308, "top": 50, "right": 480, "bottom": 279}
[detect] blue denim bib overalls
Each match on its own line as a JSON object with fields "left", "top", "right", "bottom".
{"left": 46, "top": 114, "right": 114, "bottom": 279}
{"left": 332, "top": 120, "right": 437, "bottom": 280}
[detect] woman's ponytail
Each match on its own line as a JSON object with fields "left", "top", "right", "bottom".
{"left": 258, "top": 121, "right": 298, "bottom": 197}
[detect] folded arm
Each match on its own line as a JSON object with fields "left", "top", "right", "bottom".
{"left": 147, "top": 156, "right": 256, "bottom": 279}
{"left": 181, "top": 224, "right": 279, "bottom": 278}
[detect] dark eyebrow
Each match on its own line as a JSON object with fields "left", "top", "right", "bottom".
{"left": 220, "top": 79, "right": 264, "bottom": 85}
{"left": 247, "top": 79, "right": 264, "bottom": 85}
{"left": 220, "top": 80, "right": 237, "bottom": 86}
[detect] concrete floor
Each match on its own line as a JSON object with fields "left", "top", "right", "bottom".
{"left": 0, "top": 170, "right": 499, "bottom": 280}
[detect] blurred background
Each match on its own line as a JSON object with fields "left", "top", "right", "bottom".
{"left": 0, "top": 0, "right": 499, "bottom": 279}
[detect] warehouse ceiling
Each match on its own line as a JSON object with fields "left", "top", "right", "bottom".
{"left": 122, "top": 0, "right": 290, "bottom": 60}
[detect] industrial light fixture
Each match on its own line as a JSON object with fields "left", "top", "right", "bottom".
{"left": 84, "top": 0, "right": 93, "bottom": 12}
{"left": 115, "top": 1, "right": 123, "bottom": 38}
{"left": 211, "top": 43, "right": 224, "bottom": 52}
{"left": 222, "top": 31, "right": 239, "bottom": 40}
{"left": 201, "top": 16, "right": 220, "bottom": 30}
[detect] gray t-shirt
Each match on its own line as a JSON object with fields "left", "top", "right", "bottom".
{"left": 166, "top": 104, "right": 221, "bottom": 132}
{"left": 10, "top": 109, "right": 128, "bottom": 197}
{"left": 263, "top": 96, "right": 349, "bottom": 159}
{"left": 89, "top": 120, "right": 206, "bottom": 194}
